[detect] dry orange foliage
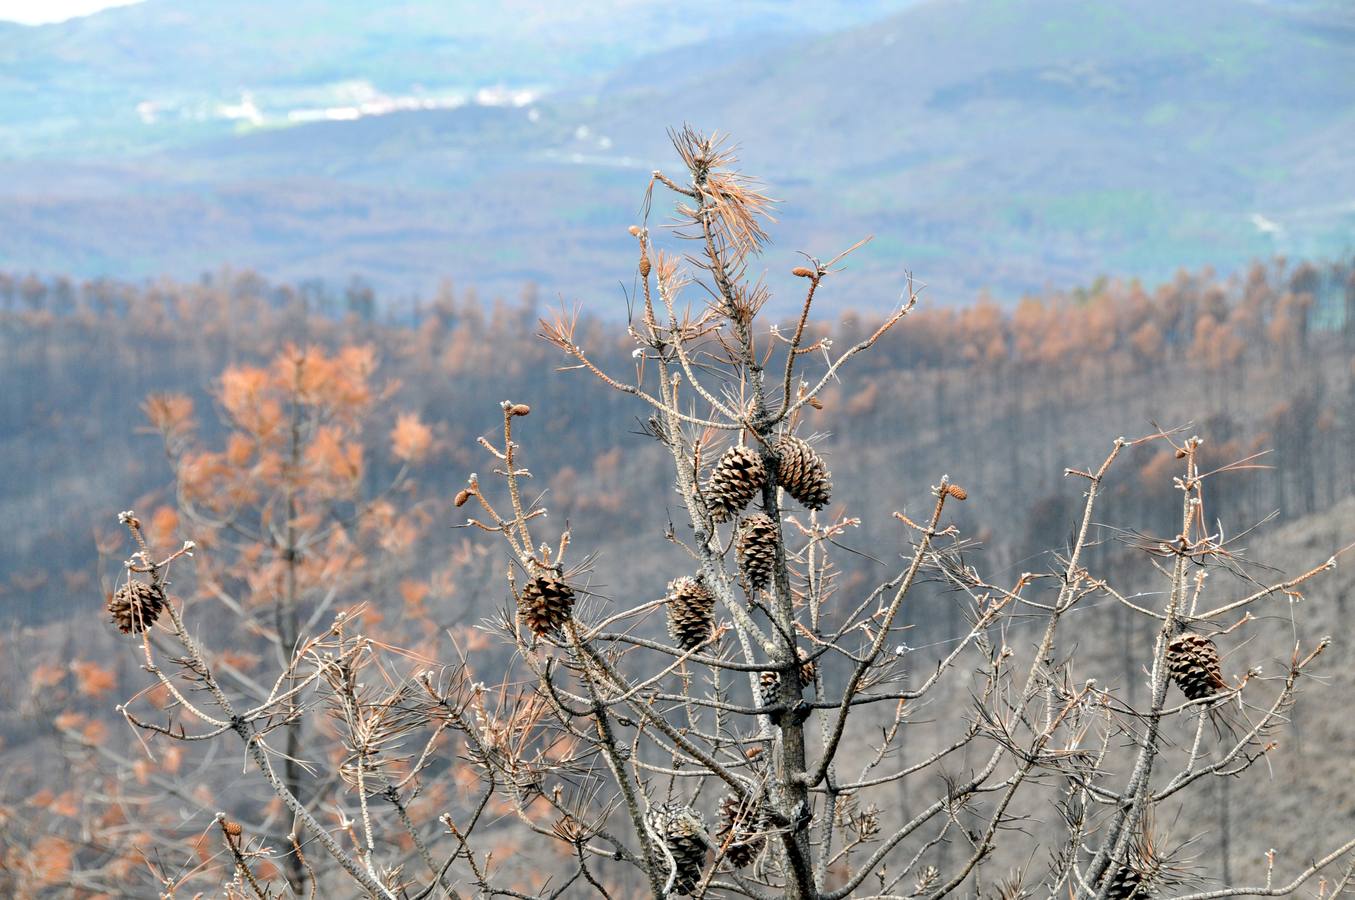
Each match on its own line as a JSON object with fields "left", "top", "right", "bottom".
{"left": 26, "top": 788, "right": 54, "bottom": 808}
{"left": 391, "top": 411, "right": 434, "bottom": 462}
{"left": 52, "top": 711, "right": 84, "bottom": 732}
{"left": 220, "top": 366, "right": 281, "bottom": 437}
{"left": 142, "top": 392, "right": 195, "bottom": 447}
{"left": 71, "top": 660, "right": 118, "bottom": 697}
{"left": 162, "top": 744, "right": 184, "bottom": 774}
{"left": 225, "top": 431, "right": 254, "bottom": 466}
{"left": 147, "top": 505, "right": 179, "bottom": 547}
{"left": 30, "top": 835, "right": 74, "bottom": 885}
{"left": 306, "top": 424, "right": 364, "bottom": 487}
{"left": 29, "top": 662, "right": 66, "bottom": 691}
{"left": 81, "top": 719, "right": 109, "bottom": 745}
{"left": 47, "top": 791, "right": 79, "bottom": 819}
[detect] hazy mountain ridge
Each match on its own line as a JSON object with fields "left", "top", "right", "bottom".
{"left": 0, "top": 0, "right": 914, "bottom": 158}
{"left": 0, "top": 0, "right": 1350, "bottom": 309}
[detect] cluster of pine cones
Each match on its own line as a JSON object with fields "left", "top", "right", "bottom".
{"left": 706, "top": 436, "right": 832, "bottom": 523}
{"left": 703, "top": 436, "right": 831, "bottom": 595}
{"left": 648, "top": 434, "right": 830, "bottom": 892}
{"left": 647, "top": 794, "right": 770, "bottom": 893}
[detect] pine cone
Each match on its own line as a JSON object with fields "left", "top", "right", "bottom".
{"left": 706, "top": 446, "right": 766, "bottom": 522}
{"left": 716, "top": 792, "right": 765, "bottom": 868}
{"left": 758, "top": 670, "right": 781, "bottom": 710}
{"left": 667, "top": 576, "right": 716, "bottom": 651}
{"left": 796, "top": 647, "right": 816, "bottom": 688}
{"left": 773, "top": 435, "right": 831, "bottom": 510}
{"left": 108, "top": 580, "right": 166, "bottom": 634}
{"left": 1103, "top": 866, "right": 1144, "bottom": 900}
{"left": 736, "top": 513, "right": 778, "bottom": 590}
{"left": 647, "top": 804, "right": 706, "bottom": 895}
{"left": 758, "top": 648, "right": 815, "bottom": 708}
{"left": 1167, "top": 631, "right": 1226, "bottom": 701}
{"left": 517, "top": 573, "right": 575, "bottom": 637}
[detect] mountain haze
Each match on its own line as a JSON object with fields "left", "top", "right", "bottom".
{"left": 0, "top": 0, "right": 914, "bottom": 156}
{"left": 0, "top": 0, "right": 1350, "bottom": 307}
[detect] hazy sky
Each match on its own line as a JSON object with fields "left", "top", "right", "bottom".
{"left": 0, "top": 0, "right": 142, "bottom": 24}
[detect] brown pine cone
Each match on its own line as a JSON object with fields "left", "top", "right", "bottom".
{"left": 707, "top": 445, "right": 767, "bottom": 522}
{"left": 666, "top": 576, "right": 716, "bottom": 651}
{"left": 1166, "top": 631, "right": 1227, "bottom": 701}
{"left": 108, "top": 580, "right": 166, "bottom": 634}
{"left": 736, "top": 513, "right": 778, "bottom": 590}
{"left": 517, "top": 572, "right": 575, "bottom": 637}
{"left": 773, "top": 435, "right": 831, "bottom": 510}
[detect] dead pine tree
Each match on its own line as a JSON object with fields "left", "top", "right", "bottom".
{"left": 102, "top": 128, "right": 1354, "bottom": 899}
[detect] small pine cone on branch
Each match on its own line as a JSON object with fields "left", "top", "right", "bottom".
{"left": 736, "top": 513, "right": 778, "bottom": 590}
{"left": 796, "top": 646, "right": 816, "bottom": 688}
{"left": 667, "top": 576, "right": 716, "bottom": 651}
{"left": 758, "top": 648, "right": 816, "bottom": 708}
{"left": 758, "top": 670, "right": 781, "bottom": 709}
{"left": 1166, "top": 631, "right": 1227, "bottom": 701}
{"left": 716, "top": 792, "right": 765, "bottom": 868}
{"left": 517, "top": 572, "right": 575, "bottom": 637}
{"left": 108, "top": 580, "right": 167, "bottom": 634}
{"left": 706, "top": 445, "right": 766, "bottom": 522}
{"left": 647, "top": 804, "right": 707, "bottom": 895}
{"left": 772, "top": 435, "right": 831, "bottom": 510}
{"left": 1103, "top": 826, "right": 1176, "bottom": 899}
{"left": 1103, "top": 866, "right": 1145, "bottom": 900}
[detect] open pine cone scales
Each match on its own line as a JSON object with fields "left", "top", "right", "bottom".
{"left": 706, "top": 445, "right": 766, "bottom": 522}
{"left": 736, "top": 513, "right": 778, "bottom": 590}
{"left": 1166, "top": 631, "right": 1227, "bottom": 701}
{"left": 108, "top": 580, "right": 167, "bottom": 634}
{"left": 647, "top": 804, "right": 707, "bottom": 895}
{"left": 716, "top": 792, "right": 765, "bottom": 868}
{"left": 1103, "top": 866, "right": 1145, "bottom": 900}
{"left": 796, "top": 647, "right": 817, "bottom": 688}
{"left": 772, "top": 435, "right": 831, "bottom": 510}
{"left": 666, "top": 576, "right": 716, "bottom": 650}
{"left": 759, "top": 647, "right": 816, "bottom": 707}
{"left": 517, "top": 572, "right": 575, "bottom": 637}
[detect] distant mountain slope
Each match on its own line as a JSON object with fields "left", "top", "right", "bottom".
{"left": 575, "top": 0, "right": 1355, "bottom": 294}
{"left": 0, "top": 0, "right": 1350, "bottom": 308}
{"left": 0, "top": 0, "right": 913, "bottom": 157}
